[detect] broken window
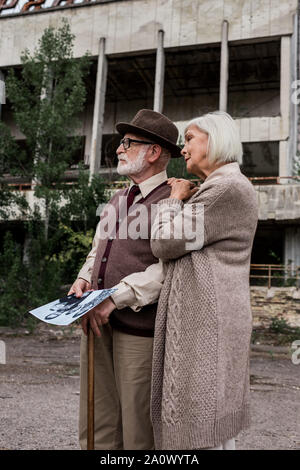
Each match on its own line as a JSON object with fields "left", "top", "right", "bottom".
{"left": 250, "top": 223, "right": 285, "bottom": 286}
{"left": 163, "top": 45, "right": 220, "bottom": 121}
{"left": 228, "top": 40, "right": 280, "bottom": 118}
{"left": 241, "top": 141, "right": 279, "bottom": 178}
{"left": 100, "top": 134, "right": 120, "bottom": 169}
{"left": 98, "top": 52, "right": 156, "bottom": 168}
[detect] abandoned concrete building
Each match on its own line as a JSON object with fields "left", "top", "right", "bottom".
{"left": 0, "top": 0, "right": 300, "bottom": 284}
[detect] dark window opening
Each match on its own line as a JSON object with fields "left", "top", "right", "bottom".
{"left": 251, "top": 224, "right": 284, "bottom": 265}
{"left": 250, "top": 224, "right": 284, "bottom": 286}
{"left": 101, "top": 134, "right": 120, "bottom": 168}
{"left": 106, "top": 53, "right": 156, "bottom": 103}
{"left": 2, "top": 139, "right": 33, "bottom": 178}
{"left": 99, "top": 53, "right": 156, "bottom": 167}
{"left": 228, "top": 40, "right": 280, "bottom": 118}
{"left": 69, "top": 136, "right": 86, "bottom": 168}
{"left": 84, "top": 60, "right": 98, "bottom": 106}
{"left": 163, "top": 45, "right": 220, "bottom": 121}
{"left": 0, "top": 221, "right": 26, "bottom": 250}
{"left": 241, "top": 141, "right": 279, "bottom": 178}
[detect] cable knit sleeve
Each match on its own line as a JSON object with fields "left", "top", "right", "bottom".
{"left": 151, "top": 197, "right": 205, "bottom": 261}
{"left": 151, "top": 183, "right": 233, "bottom": 262}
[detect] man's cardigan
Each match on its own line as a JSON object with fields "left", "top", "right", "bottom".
{"left": 90, "top": 182, "right": 171, "bottom": 337}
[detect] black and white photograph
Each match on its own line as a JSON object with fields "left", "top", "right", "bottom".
{"left": 29, "top": 288, "right": 117, "bottom": 326}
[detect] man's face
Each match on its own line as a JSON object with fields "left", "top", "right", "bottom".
{"left": 116, "top": 133, "right": 152, "bottom": 177}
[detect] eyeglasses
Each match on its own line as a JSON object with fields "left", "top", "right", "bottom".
{"left": 120, "top": 137, "right": 154, "bottom": 151}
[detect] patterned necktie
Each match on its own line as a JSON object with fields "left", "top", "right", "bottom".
{"left": 127, "top": 184, "right": 141, "bottom": 213}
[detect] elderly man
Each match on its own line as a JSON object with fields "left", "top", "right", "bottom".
{"left": 68, "top": 109, "right": 181, "bottom": 450}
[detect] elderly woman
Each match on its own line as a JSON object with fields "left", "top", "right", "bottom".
{"left": 150, "top": 111, "right": 258, "bottom": 450}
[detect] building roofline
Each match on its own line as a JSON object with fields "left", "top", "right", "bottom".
{"left": 0, "top": 0, "right": 129, "bottom": 21}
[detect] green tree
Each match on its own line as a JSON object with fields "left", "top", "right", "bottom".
{"left": 0, "top": 20, "right": 109, "bottom": 327}
{"left": 50, "top": 166, "right": 107, "bottom": 282}
{"left": 0, "top": 122, "right": 29, "bottom": 220}
{"left": 0, "top": 169, "right": 107, "bottom": 328}
{"left": 1, "top": 18, "right": 90, "bottom": 239}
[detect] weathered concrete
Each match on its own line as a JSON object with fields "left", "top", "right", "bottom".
{"left": 251, "top": 286, "right": 300, "bottom": 329}
{"left": 3, "top": 182, "right": 300, "bottom": 223}
{"left": 0, "top": 0, "right": 297, "bottom": 67}
{"left": 176, "top": 117, "right": 286, "bottom": 143}
{"left": 89, "top": 37, "right": 108, "bottom": 178}
{"left": 255, "top": 184, "right": 300, "bottom": 221}
{"left": 0, "top": 1, "right": 295, "bottom": 175}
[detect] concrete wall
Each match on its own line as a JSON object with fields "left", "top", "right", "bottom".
{"left": 0, "top": 0, "right": 297, "bottom": 67}
{"left": 251, "top": 286, "right": 300, "bottom": 328}
{"left": 4, "top": 182, "right": 300, "bottom": 221}
{"left": 256, "top": 184, "right": 300, "bottom": 221}
{"left": 1, "top": 1, "right": 296, "bottom": 177}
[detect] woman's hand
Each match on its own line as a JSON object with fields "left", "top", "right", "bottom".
{"left": 167, "top": 178, "right": 199, "bottom": 201}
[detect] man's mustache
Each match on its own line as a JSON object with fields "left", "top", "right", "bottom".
{"left": 118, "top": 153, "right": 129, "bottom": 162}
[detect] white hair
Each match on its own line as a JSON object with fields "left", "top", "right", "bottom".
{"left": 186, "top": 111, "right": 243, "bottom": 165}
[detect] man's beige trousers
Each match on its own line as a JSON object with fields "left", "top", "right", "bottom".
{"left": 79, "top": 324, "right": 154, "bottom": 450}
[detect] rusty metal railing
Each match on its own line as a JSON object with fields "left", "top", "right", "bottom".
{"left": 248, "top": 176, "right": 300, "bottom": 184}
{"left": 250, "top": 264, "right": 300, "bottom": 288}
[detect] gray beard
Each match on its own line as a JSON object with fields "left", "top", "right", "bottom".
{"left": 117, "top": 148, "right": 149, "bottom": 176}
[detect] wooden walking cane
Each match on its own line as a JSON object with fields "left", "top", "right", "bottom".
{"left": 87, "top": 322, "right": 95, "bottom": 450}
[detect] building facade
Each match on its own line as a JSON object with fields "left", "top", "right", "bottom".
{"left": 0, "top": 0, "right": 300, "bottom": 270}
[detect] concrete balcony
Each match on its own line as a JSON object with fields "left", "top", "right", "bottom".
{"left": 254, "top": 183, "right": 300, "bottom": 222}
{"left": 3, "top": 181, "right": 300, "bottom": 224}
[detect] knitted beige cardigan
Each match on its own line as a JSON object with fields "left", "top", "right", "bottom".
{"left": 150, "top": 162, "right": 258, "bottom": 449}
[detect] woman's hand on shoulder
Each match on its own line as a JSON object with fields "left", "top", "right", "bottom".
{"left": 167, "top": 178, "right": 199, "bottom": 201}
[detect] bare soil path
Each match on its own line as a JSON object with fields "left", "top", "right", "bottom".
{"left": 0, "top": 325, "right": 299, "bottom": 450}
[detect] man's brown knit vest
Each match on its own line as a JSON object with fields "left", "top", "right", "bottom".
{"left": 90, "top": 182, "right": 171, "bottom": 337}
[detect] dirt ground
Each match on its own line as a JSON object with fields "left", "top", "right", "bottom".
{"left": 0, "top": 324, "right": 299, "bottom": 451}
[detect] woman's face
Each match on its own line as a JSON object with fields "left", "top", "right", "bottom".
{"left": 181, "top": 125, "right": 211, "bottom": 179}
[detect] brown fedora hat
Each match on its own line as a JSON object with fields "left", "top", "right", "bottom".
{"left": 116, "top": 109, "right": 182, "bottom": 158}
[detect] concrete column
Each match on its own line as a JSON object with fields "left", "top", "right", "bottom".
{"left": 279, "top": 36, "right": 291, "bottom": 182}
{"left": 290, "top": 14, "right": 298, "bottom": 177}
{"left": 0, "top": 70, "right": 5, "bottom": 119}
{"left": 89, "top": 37, "right": 108, "bottom": 180}
{"left": 284, "top": 227, "right": 300, "bottom": 284}
{"left": 219, "top": 20, "right": 229, "bottom": 112}
{"left": 153, "top": 30, "right": 165, "bottom": 114}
